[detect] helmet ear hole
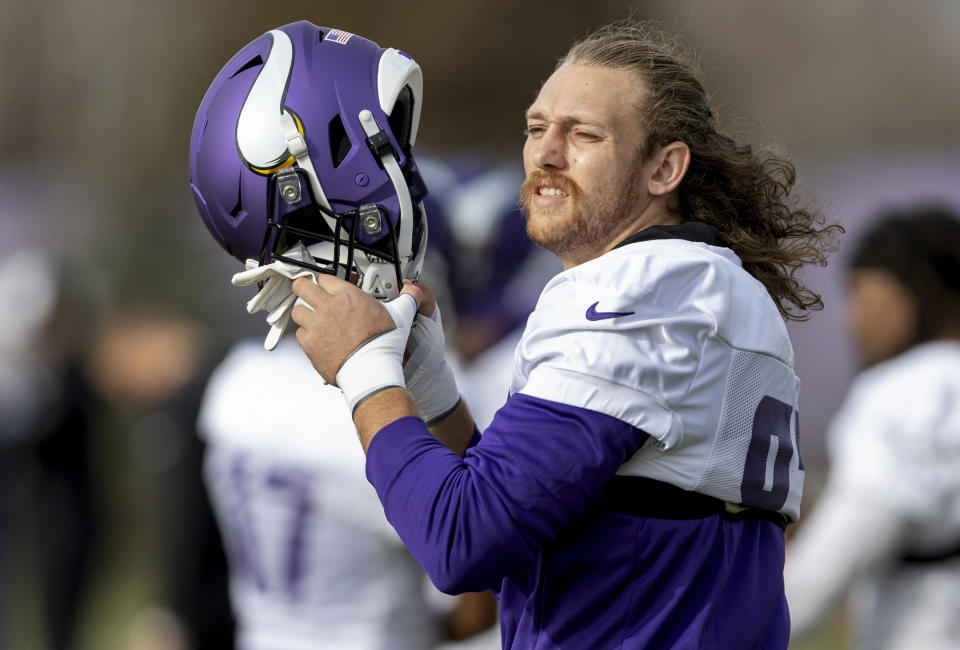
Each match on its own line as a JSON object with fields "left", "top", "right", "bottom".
{"left": 328, "top": 114, "right": 352, "bottom": 168}
{"left": 230, "top": 54, "right": 263, "bottom": 78}
{"left": 388, "top": 85, "right": 414, "bottom": 152}
{"left": 411, "top": 202, "right": 426, "bottom": 257}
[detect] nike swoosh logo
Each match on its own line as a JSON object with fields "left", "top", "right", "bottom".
{"left": 585, "top": 301, "right": 635, "bottom": 321}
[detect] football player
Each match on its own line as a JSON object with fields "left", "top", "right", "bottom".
{"left": 785, "top": 204, "right": 960, "bottom": 649}
{"left": 189, "top": 22, "right": 496, "bottom": 648}
{"left": 288, "top": 19, "right": 841, "bottom": 649}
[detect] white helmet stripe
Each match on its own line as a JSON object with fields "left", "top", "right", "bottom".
{"left": 377, "top": 48, "right": 423, "bottom": 145}
{"left": 237, "top": 29, "right": 295, "bottom": 169}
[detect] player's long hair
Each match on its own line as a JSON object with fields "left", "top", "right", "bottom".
{"left": 563, "top": 20, "right": 843, "bottom": 321}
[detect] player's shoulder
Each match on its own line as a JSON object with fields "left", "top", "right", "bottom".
{"left": 834, "top": 341, "right": 960, "bottom": 453}
{"left": 877, "top": 340, "right": 960, "bottom": 380}
{"left": 198, "top": 336, "right": 343, "bottom": 442}
{"left": 852, "top": 341, "right": 960, "bottom": 409}
{"left": 535, "top": 238, "right": 792, "bottom": 364}
{"left": 208, "top": 337, "right": 314, "bottom": 391}
{"left": 204, "top": 337, "right": 264, "bottom": 396}
{"left": 544, "top": 238, "right": 764, "bottom": 318}
{"left": 829, "top": 342, "right": 960, "bottom": 507}
{"left": 556, "top": 237, "right": 742, "bottom": 293}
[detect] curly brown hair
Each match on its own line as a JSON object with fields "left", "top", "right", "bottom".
{"left": 562, "top": 20, "right": 843, "bottom": 321}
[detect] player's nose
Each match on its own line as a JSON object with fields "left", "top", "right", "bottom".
{"left": 525, "top": 126, "right": 567, "bottom": 171}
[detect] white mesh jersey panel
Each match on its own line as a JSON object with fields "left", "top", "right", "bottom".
{"left": 696, "top": 349, "right": 802, "bottom": 519}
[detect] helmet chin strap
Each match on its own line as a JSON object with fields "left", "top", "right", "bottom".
{"left": 358, "top": 109, "right": 413, "bottom": 264}
{"left": 279, "top": 111, "right": 335, "bottom": 228}
{"left": 357, "top": 108, "right": 427, "bottom": 300}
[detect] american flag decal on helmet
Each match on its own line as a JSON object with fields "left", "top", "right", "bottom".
{"left": 325, "top": 29, "right": 353, "bottom": 45}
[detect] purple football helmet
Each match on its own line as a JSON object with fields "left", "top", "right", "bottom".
{"left": 189, "top": 21, "right": 427, "bottom": 299}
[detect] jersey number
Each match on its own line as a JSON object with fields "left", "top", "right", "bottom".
{"left": 739, "top": 396, "right": 802, "bottom": 511}
{"left": 228, "top": 453, "right": 315, "bottom": 601}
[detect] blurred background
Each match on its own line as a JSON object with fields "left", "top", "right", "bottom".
{"left": 2, "top": 1, "right": 959, "bottom": 648}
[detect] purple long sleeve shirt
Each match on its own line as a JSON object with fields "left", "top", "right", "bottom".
{"left": 366, "top": 393, "right": 789, "bottom": 649}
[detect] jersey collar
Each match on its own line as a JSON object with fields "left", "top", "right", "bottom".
{"left": 613, "top": 221, "right": 727, "bottom": 250}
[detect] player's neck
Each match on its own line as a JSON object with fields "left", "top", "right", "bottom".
{"left": 560, "top": 198, "right": 681, "bottom": 270}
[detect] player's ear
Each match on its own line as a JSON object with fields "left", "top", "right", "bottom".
{"left": 647, "top": 141, "right": 690, "bottom": 197}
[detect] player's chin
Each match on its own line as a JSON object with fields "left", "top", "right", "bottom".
{"left": 527, "top": 202, "right": 573, "bottom": 227}
{"left": 526, "top": 211, "right": 571, "bottom": 248}
{"left": 523, "top": 209, "right": 547, "bottom": 238}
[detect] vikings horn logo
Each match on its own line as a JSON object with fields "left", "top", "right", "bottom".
{"left": 236, "top": 29, "right": 302, "bottom": 175}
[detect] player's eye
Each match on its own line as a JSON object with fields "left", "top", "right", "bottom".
{"left": 524, "top": 124, "right": 546, "bottom": 137}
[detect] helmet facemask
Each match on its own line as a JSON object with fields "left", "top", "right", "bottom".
{"left": 261, "top": 164, "right": 426, "bottom": 299}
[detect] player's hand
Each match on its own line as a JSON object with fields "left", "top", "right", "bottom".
{"left": 291, "top": 274, "right": 421, "bottom": 412}
{"left": 231, "top": 242, "right": 316, "bottom": 350}
{"left": 402, "top": 281, "right": 462, "bottom": 425}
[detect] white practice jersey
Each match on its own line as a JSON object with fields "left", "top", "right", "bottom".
{"left": 786, "top": 341, "right": 960, "bottom": 649}
{"left": 510, "top": 238, "right": 803, "bottom": 520}
{"left": 197, "top": 338, "right": 442, "bottom": 650}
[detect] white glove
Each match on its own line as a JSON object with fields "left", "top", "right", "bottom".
{"left": 335, "top": 293, "right": 417, "bottom": 413}
{"left": 403, "top": 306, "right": 461, "bottom": 424}
{"left": 232, "top": 242, "right": 317, "bottom": 351}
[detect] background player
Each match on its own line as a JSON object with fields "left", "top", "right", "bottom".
{"left": 785, "top": 204, "right": 960, "bottom": 649}
{"left": 198, "top": 334, "right": 496, "bottom": 649}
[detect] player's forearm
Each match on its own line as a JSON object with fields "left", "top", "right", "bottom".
{"left": 444, "top": 590, "right": 499, "bottom": 641}
{"left": 426, "top": 399, "right": 480, "bottom": 456}
{"left": 353, "top": 387, "right": 420, "bottom": 453}
{"left": 353, "top": 389, "right": 478, "bottom": 455}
